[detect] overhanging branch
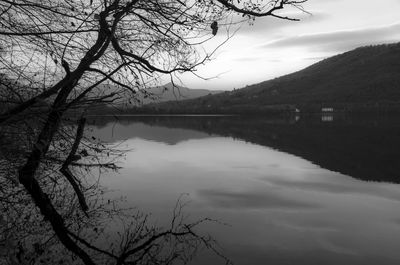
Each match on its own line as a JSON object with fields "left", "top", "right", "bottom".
{"left": 61, "top": 117, "right": 89, "bottom": 213}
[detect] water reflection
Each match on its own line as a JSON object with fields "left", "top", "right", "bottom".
{"left": 91, "top": 114, "right": 400, "bottom": 183}
{"left": 321, "top": 115, "right": 334, "bottom": 122}
{"left": 90, "top": 115, "right": 400, "bottom": 265}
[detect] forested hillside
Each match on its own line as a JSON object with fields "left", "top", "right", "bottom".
{"left": 142, "top": 43, "right": 400, "bottom": 113}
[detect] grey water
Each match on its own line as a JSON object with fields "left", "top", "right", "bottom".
{"left": 90, "top": 115, "right": 400, "bottom": 265}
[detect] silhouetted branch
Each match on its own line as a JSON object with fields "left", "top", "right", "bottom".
{"left": 1, "top": 0, "right": 309, "bottom": 264}
{"left": 217, "top": 0, "right": 307, "bottom": 20}
{"left": 61, "top": 117, "right": 88, "bottom": 213}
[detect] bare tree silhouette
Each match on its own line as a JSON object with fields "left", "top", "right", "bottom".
{"left": 0, "top": 1, "right": 308, "bottom": 264}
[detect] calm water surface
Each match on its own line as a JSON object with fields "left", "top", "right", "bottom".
{"left": 91, "top": 115, "right": 400, "bottom": 265}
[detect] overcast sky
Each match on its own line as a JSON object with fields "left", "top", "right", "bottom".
{"left": 178, "top": 0, "right": 400, "bottom": 91}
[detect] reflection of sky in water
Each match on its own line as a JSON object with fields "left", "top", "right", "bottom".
{"left": 96, "top": 122, "right": 400, "bottom": 265}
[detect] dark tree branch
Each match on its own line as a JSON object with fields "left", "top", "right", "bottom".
{"left": 67, "top": 230, "right": 119, "bottom": 260}
{"left": 61, "top": 117, "right": 89, "bottom": 213}
{"left": 216, "top": 0, "right": 306, "bottom": 20}
{"left": 0, "top": 29, "right": 97, "bottom": 36}
{"left": 87, "top": 67, "right": 137, "bottom": 94}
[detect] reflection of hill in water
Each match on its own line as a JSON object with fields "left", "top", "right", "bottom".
{"left": 89, "top": 115, "right": 400, "bottom": 183}
{"left": 88, "top": 116, "right": 212, "bottom": 145}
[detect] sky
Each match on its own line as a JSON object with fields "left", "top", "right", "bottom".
{"left": 178, "top": 0, "right": 400, "bottom": 91}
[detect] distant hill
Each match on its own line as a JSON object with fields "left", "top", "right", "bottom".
{"left": 142, "top": 43, "right": 400, "bottom": 114}
{"left": 85, "top": 82, "right": 223, "bottom": 115}
{"left": 138, "top": 82, "right": 223, "bottom": 104}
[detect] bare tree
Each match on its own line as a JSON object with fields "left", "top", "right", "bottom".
{"left": 0, "top": 0, "right": 308, "bottom": 264}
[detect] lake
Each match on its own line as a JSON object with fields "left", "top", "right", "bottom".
{"left": 90, "top": 114, "right": 400, "bottom": 265}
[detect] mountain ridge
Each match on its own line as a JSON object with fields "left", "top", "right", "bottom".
{"left": 142, "top": 42, "right": 400, "bottom": 113}
{"left": 138, "top": 82, "right": 223, "bottom": 104}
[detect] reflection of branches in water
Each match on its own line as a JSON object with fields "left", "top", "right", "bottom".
{"left": 0, "top": 170, "right": 113, "bottom": 264}
{"left": 106, "top": 195, "right": 231, "bottom": 265}
{"left": 1, "top": 188, "right": 230, "bottom": 265}
{"left": 1, "top": 119, "right": 229, "bottom": 265}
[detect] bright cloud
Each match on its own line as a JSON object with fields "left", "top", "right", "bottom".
{"left": 177, "top": 0, "right": 400, "bottom": 91}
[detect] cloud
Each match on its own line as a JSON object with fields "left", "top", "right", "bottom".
{"left": 232, "top": 56, "right": 263, "bottom": 62}
{"left": 265, "top": 178, "right": 400, "bottom": 202}
{"left": 236, "top": 11, "right": 330, "bottom": 36}
{"left": 232, "top": 56, "right": 282, "bottom": 63}
{"left": 261, "top": 22, "right": 400, "bottom": 52}
{"left": 304, "top": 56, "right": 327, "bottom": 61}
{"left": 197, "top": 189, "right": 320, "bottom": 210}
